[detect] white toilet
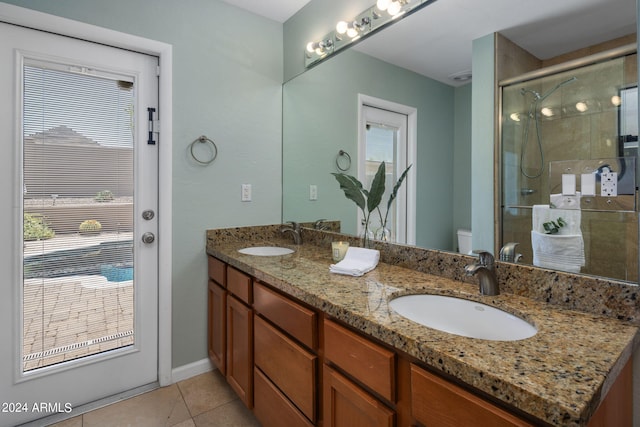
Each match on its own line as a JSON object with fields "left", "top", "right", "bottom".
{"left": 457, "top": 229, "right": 472, "bottom": 254}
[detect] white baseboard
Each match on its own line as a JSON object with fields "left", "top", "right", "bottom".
{"left": 171, "top": 358, "right": 214, "bottom": 383}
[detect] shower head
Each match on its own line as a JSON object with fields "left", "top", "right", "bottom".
{"left": 519, "top": 76, "right": 577, "bottom": 101}
{"left": 520, "top": 87, "right": 541, "bottom": 99}
{"left": 539, "top": 76, "right": 577, "bottom": 101}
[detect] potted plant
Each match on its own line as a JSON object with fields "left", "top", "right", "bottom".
{"left": 332, "top": 162, "right": 411, "bottom": 247}
{"left": 79, "top": 219, "right": 102, "bottom": 235}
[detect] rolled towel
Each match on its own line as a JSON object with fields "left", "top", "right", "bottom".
{"left": 329, "top": 247, "right": 380, "bottom": 277}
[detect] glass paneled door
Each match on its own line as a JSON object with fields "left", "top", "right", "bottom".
{"left": 360, "top": 105, "right": 412, "bottom": 244}
{"left": 0, "top": 22, "right": 158, "bottom": 426}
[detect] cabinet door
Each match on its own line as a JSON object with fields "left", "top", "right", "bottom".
{"left": 227, "top": 294, "right": 253, "bottom": 408}
{"left": 410, "top": 364, "right": 533, "bottom": 427}
{"left": 323, "top": 365, "right": 395, "bottom": 427}
{"left": 208, "top": 280, "right": 226, "bottom": 374}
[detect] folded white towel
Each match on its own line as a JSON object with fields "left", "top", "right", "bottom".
{"left": 531, "top": 231, "right": 585, "bottom": 273}
{"left": 531, "top": 204, "right": 585, "bottom": 273}
{"left": 329, "top": 247, "right": 380, "bottom": 277}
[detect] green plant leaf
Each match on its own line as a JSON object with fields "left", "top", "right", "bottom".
{"left": 331, "top": 172, "right": 366, "bottom": 212}
{"left": 367, "top": 162, "right": 386, "bottom": 213}
{"left": 386, "top": 164, "right": 412, "bottom": 212}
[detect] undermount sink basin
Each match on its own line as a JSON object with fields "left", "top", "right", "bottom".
{"left": 389, "top": 294, "right": 537, "bottom": 341}
{"left": 238, "top": 246, "right": 294, "bottom": 256}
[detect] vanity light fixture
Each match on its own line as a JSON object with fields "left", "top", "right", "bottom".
{"left": 377, "top": 0, "right": 410, "bottom": 16}
{"left": 540, "top": 107, "right": 554, "bottom": 117}
{"left": 306, "top": 39, "right": 334, "bottom": 57}
{"left": 336, "top": 17, "right": 371, "bottom": 39}
{"left": 509, "top": 113, "right": 521, "bottom": 122}
{"left": 575, "top": 101, "right": 588, "bottom": 112}
{"left": 304, "top": 0, "right": 437, "bottom": 68}
{"left": 611, "top": 95, "right": 622, "bottom": 106}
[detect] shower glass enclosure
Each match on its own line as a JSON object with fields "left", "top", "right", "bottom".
{"left": 501, "top": 52, "right": 638, "bottom": 282}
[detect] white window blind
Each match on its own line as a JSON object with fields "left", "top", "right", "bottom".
{"left": 22, "top": 61, "right": 136, "bottom": 371}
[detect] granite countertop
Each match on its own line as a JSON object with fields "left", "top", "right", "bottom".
{"left": 206, "top": 226, "right": 639, "bottom": 427}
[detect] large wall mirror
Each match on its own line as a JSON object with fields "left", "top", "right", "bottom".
{"left": 282, "top": 0, "right": 638, "bottom": 284}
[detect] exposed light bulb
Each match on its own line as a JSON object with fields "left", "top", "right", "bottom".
{"left": 575, "top": 101, "right": 588, "bottom": 112}
{"left": 346, "top": 26, "right": 359, "bottom": 38}
{"left": 509, "top": 113, "right": 521, "bottom": 122}
{"left": 336, "top": 21, "right": 348, "bottom": 34}
{"left": 377, "top": 0, "right": 391, "bottom": 11}
{"left": 611, "top": 95, "right": 622, "bottom": 106}
{"left": 540, "top": 107, "right": 554, "bottom": 117}
{"left": 306, "top": 42, "right": 316, "bottom": 53}
{"left": 387, "top": 1, "right": 402, "bottom": 15}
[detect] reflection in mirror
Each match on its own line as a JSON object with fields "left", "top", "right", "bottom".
{"left": 283, "top": 47, "right": 463, "bottom": 251}
{"left": 282, "top": 1, "right": 637, "bottom": 284}
{"left": 501, "top": 52, "right": 638, "bottom": 281}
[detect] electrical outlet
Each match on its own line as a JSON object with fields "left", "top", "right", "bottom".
{"left": 601, "top": 171, "right": 617, "bottom": 197}
{"left": 241, "top": 184, "right": 252, "bottom": 201}
{"left": 309, "top": 185, "right": 318, "bottom": 201}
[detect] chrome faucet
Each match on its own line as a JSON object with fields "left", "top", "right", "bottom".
{"left": 281, "top": 221, "right": 303, "bottom": 244}
{"left": 464, "top": 250, "right": 500, "bottom": 296}
{"left": 499, "top": 242, "right": 522, "bottom": 263}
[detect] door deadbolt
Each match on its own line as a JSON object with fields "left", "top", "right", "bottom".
{"left": 142, "top": 210, "right": 155, "bottom": 220}
{"left": 141, "top": 232, "right": 155, "bottom": 244}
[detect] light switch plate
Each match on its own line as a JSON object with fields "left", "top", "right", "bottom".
{"left": 241, "top": 184, "right": 252, "bottom": 201}
{"left": 561, "top": 174, "right": 576, "bottom": 195}
{"left": 309, "top": 184, "right": 318, "bottom": 201}
{"left": 581, "top": 173, "right": 596, "bottom": 196}
{"left": 601, "top": 172, "right": 618, "bottom": 197}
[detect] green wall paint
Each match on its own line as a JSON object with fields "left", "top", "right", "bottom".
{"left": 283, "top": 49, "right": 457, "bottom": 250}
{"left": 471, "top": 33, "right": 496, "bottom": 252}
{"left": 2, "top": 0, "right": 284, "bottom": 368}
{"left": 453, "top": 83, "right": 472, "bottom": 247}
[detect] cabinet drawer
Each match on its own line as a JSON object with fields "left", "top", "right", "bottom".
{"left": 323, "top": 364, "right": 395, "bottom": 427}
{"left": 410, "top": 364, "right": 533, "bottom": 427}
{"left": 324, "top": 319, "right": 395, "bottom": 402}
{"left": 254, "top": 315, "right": 317, "bottom": 422}
{"left": 254, "top": 281, "right": 317, "bottom": 349}
{"left": 254, "top": 367, "right": 314, "bottom": 427}
{"left": 227, "top": 266, "right": 252, "bottom": 304}
{"left": 207, "top": 256, "right": 226, "bottom": 285}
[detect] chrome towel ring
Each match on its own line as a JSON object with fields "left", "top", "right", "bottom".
{"left": 336, "top": 150, "right": 351, "bottom": 171}
{"left": 190, "top": 135, "right": 218, "bottom": 165}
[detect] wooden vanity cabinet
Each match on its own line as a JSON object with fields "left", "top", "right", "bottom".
{"left": 226, "top": 267, "right": 253, "bottom": 409}
{"left": 410, "top": 364, "right": 533, "bottom": 427}
{"left": 323, "top": 364, "right": 395, "bottom": 427}
{"left": 323, "top": 319, "right": 397, "bottom": 427}
{"left": 207, "top": 280, "right": 226, "bottom": 374}
{"left": 207, "top": 257, "right": 226, "bottom": 374}
{"left": 253, "top": 281, "right": 319, "bottom": 426}
{"left": 207, "top": 257, "right": 253, "bottom": 409}
{"left": 207, "top": 255, "right": 632, "bottom": 427}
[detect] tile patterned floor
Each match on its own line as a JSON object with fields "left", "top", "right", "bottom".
{"left": 47, "top": 370, "right": 260, "bottom": 427}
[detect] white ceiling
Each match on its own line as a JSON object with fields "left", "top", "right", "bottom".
{"left": 221, "top": 0, "right": 636, "bottom": 85}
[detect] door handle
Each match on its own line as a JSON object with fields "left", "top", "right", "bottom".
{"left": 142, "top": 210, "right": 155, "bottom": 220}
{"left": 141, "top": 232, "right": 155, "bottom": 244}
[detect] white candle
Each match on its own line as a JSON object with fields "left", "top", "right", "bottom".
{"left": 331, "top": 241, "right": 349, "bottom": 262}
